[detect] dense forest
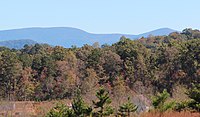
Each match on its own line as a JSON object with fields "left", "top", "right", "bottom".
{"left": 0, "top": 28, "right": 199, "bottom": 116}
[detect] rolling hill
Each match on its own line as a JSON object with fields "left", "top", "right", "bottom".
{"left": 0, "top": 27, "right": 177, "bottom": 48}
{"left": 0, "top": 39, "right": 37, "bottom": 49}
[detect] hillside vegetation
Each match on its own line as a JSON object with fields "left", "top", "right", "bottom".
{"left": 0, "top": 28, "right": 199, "bottom": 116}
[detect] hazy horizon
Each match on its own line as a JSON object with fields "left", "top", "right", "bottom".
{"left": 1, "top": 0, "right": 199, "bottom": 34}
{"left": 0, "top": 27, "right": 178, "bottom": 35}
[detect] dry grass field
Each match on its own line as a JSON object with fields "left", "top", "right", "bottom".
{"left": 0, "top": 100, "right": 70, "bottom": 117}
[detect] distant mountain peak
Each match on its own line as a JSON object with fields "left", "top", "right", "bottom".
{"left": 136, "top": 28, "right": 177, "bottom": 38}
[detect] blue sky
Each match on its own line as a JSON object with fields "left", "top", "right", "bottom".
{"left": 0, "top": 0, "right": 199, "bottom": 34}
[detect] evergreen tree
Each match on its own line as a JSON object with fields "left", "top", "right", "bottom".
{"left": 93, "top": 87, "right": 114, "bottom": 117}
{"left": 72, "top": 89, "right": 92, "bottom": 117}
{"left": 46, "top": 103, "right": 75, "bottom": 117}
{"left": 118, "top": 97, "right": 137, "bottom": 117}
{"left": 152, "top": 89, "right": 170, "bottom": 109}
{"left": 187, "top": 84, "right": 200, "bottom": 112}
{"left": 152, "top": 89, "right": 175, "bottom": 112}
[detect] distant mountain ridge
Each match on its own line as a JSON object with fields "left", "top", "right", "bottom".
{"left": 0, "top": 39, "right": 37, "bottom": 49}
{"left": 0, "top": 27, "right": 177, "bottom": 48}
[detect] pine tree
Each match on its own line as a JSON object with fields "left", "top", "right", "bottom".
{"left": 187, "top": 84, "right": 200, "bottom": 112}
{"left": 46, "top": 103, "right": 75, "bottom": 117}
{"left": 92, "top": 87, "right": 114, "bottom": 117}
{"left": 72, "top": 89, "right": 92, "bottom": 117}
{"left": 152, "top": 89, "right": 175, "bottom": 112}
{"left": 118, "top": 97, "right": 137, "bottom": 117}
{"left": 152, "top": 89, "right": 170, "bottom": 109}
